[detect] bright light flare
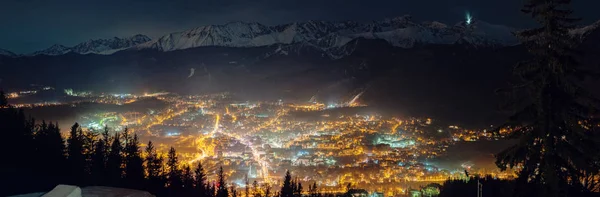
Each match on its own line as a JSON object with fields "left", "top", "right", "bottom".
{"left": 465, "top": 12, "right": 473, "bottom": 25}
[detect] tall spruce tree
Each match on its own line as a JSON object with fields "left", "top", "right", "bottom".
{"left": 167, "top": 147, "right": 183, "bottom": 195}
{"left": 35, "top": 122, "right": 66, "bottom": 190}
{"left": 91, "top": 127, "right": 109, "bottom": 185}
{"left": 263, "top": 183, "right": 271, "bottom": 197}
{"left": 67, "top": 122, "right": 85, "bottom": 185}
{"left": 495, "top": 0, "right": 600, "bottom": 196}
{"left": 231, "top": 184, "right": 238, "bottom": 197}
{"left": 252, "top": 180, "right": 261, "bottom": 197}
{"left": 216, "top": 166, "right": 229, "bottom": 197}
{"left": 124, "top": 132, "right": 145, "bottom": 189}
{"left": 0, "top": 90, "right": 7, "bottom": 107}
{"left": 81, "top": 129, "right": 97, "bottom": 185}
{"left": 145, "top": 141, "right": 159, "bottom": 178}
{"left": 294, "top": 181, "right": 303, "bottom": 197}
{"left": 21, "top": 116, "right": 37, "bottom": 191}
{"left": 182, "top": 164, "right": 194, "bottom": 195}
{"left": 245, "top": 175, "right": 250, "bottom": 197}
{"left": 309, "top": 182, "right": 318, "bottom": 197}
{"left": 209, "top": 182, "right": 217, "bottom": 197}
{"left": 194, "top": 161, "right": 208, "bottom": 196}
{"left": 102, "top": 126, "right": 111, "bottom": 149}
{"left": 106, "top": 131, "right": 123, "bottom": 187}
{"left": 146, "top": 141, "right": 166, "bottom": 195}
{"left": 156, "top": 155, "right": 167, "bottom": 195}
{"left": 281, "top": 170, "right": 294, "bottom": 197}
{"left": 1, "top": 107, "right": 36, "bottom": 195}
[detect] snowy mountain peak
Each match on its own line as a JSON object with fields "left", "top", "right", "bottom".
{"left": 31, "top": 44, "right": 72, "bottom": 56}
{"left": 426, "top": 21, "right": 448, "bottom": 29}
{"left": 388, "top": 15, "right": 414, "bottom": 23}
{"left": 71, "top": 34, "right": 150, "bottom": 54}
{"left": 0, "top": 48, "right": 17, "bottom": 57}
{"left": 30, "top": 35, "right": 151, "bottom": 56}
{"left": 452, "top": 20, "right": 518, "bottom": 46}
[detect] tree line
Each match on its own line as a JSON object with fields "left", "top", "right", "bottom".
{"left": 0, "top": 99, "right": 321, "bottom": 197}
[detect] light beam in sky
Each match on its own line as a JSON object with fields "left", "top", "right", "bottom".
{"left": 465, "top": 12, "right": 473, "bottom": 25}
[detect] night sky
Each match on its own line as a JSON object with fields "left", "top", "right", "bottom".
{"left": 2, "top": 0, "right": 599, "bottom": 54}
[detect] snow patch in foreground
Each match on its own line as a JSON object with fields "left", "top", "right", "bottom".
{"left": 9, "top": 185, "right": 154, "bottom": 197}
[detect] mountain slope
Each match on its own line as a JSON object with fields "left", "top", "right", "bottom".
{"left": 572, "top": 20, "right": 600, "bottom": 43}
{"left": 30, "top": 44, "right": 71, "bottom": 56}
{"left": 0, "top": 48, "right": 17, "bottom": 57}
{"left": 30, "top": 34, "right": 150, "bottom": 56}
{"left": 71, "top": 34, "right": 150, "bottom": 54}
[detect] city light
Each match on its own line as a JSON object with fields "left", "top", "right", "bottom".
{"left": 7, "top": 89, "right": 515, "bottom": 194}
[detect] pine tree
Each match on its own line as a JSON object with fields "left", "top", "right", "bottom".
{"left": 106, "top": 131, "right": 123, "bottom": 187}
{"left": 146, "top": 141, "right": 166, "bottom": 195}
{"left": 209, "top": 182, "right": 217, "bottom": 197}
{"left": 309, "top": 182, "right": 318, "bottom": 197}
{"left": 91, "top": 127, "right": 109, "bottom": 185}
{"left": 495, "top": 0, "right": 600, "bottom": 196}
{"left": 124, "top": 132, "right": 145, "bottom": 189}
{"left": 0, "top": 90, "right": 8, "bottom": 107}
{"left": 35, "top": 122, "right": 67, "bottom": 190}
{"left": 81, "top": 129, "right": 97, "bottom": 185}
{"left": 20, "top": 116, "right": 37, "bottom": 191}
{"left": 345, "top": 183, "right": 352, "bottom": 192}
{"left": 295, "top": 181, "right": 303, "bottom": 197}
{"left": 67, "top": 122, "right": 85, "bottom": 185}
{"left": 231, "top": 183, "right": 238, "bottom": 197}
{"left": 194, "top": 161, "right": 208, "bottom": 196}
{"left": 252, "top": 180, "right": 261, "bottom": 197}
{"left": 122, "top": 129, "right": 129, "bottom": 160}
{"left": 245, "top": 175, "right": 250, "bottom": 197}
{"left": 216, "top": 166, "right": 229, "bottom": 197}
{"left": 145, "top": 141, "right": 159, "bottom": 178}
{"left": 263, "top": 183, "right": 271, "bottom": 197}
{"left": 1, "top": 108, "right": 36, "bottom": 195}
{"left": 156, "top": 155, "right": 167, "bottom": 195}
{"left": 102, "top": 126, "right": 111, "bottom": 149}
{"left": 291, "top": 179, "right": 296, "bottom": 197}
{"left": 182, "top": 164, "right": 194, "bottom": 195}
{"left": 167, "top": 147, "right": 183, "bottom": 195}
{"left": 281, "top": 170, "right": 294, "bottom": 197}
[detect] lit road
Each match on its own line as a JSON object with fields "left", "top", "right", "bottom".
{"left": 213, "top": 114, "right": 272, "bottom": 183}
{"left": 189, "top": 113, "right": 272, "bottom": 183}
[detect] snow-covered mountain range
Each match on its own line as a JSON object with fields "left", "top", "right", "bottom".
{"left": 29, "top": 34, "right": 150, "bottom": 56}
{"left": 2, "top": 16, "right": 599, "bottom": 58}
{"left": 136, "top": 15, "right": 519, "bottom": 52}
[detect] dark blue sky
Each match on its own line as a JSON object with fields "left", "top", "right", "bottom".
{"left": 1, "top": 0, "right": 599, "bottom": 54}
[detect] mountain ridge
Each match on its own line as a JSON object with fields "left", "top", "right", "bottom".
{"left": 0, "top": 48, "right": 17, "bottom": 57}
{"left": 136, "top": 16, "right": 519, "bottom": 54}
{"left": 2, "top": 17, "right": 599, "bottom": 59}
{"left": 28, "top": 34, "right": 150, "bottom": 56}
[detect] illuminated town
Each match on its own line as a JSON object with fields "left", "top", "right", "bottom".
{"left": 7, "top": 87, "right": 516, "bottom": 196}
{"left": 2, "top": 0, "right": 598, "bottom": 196}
